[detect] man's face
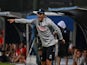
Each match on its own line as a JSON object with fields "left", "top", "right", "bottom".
{"left": 37, "top": 13, "right": 45, "bottom": 22}
{"left": 76, "top": 50, "right": 82, "bottom": 58}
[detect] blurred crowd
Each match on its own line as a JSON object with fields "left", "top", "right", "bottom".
{"left": 0, "top": 42, "right": 26, "bottom": 63}
{"left": 73, "top": 47, "right": 87, "bottom": 65}
{"left": 0, "top": 33, "right": 87, "bottom": 65}
{"left": 0, "top": 41, "right": 87, "bottom": 65}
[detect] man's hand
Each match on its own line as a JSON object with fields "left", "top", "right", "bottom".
{"left": 59, "top": 39, "right": 65, "bottom": 44}
{"left": 53, "top": 31, "right": 57, "bottom": 35}
{"left": 62, "top": 39, "right": 65, "bottom": 44}
{"left": 8, "top": 19, "right": 15, "bottom": 23}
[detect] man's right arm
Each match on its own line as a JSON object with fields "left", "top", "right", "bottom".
{"left": 8, "top": 18, "right": 35, "bottom": 24}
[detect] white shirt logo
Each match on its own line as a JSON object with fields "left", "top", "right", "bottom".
{"left": 38, "top": 26, "right": 47, "bottom": 31}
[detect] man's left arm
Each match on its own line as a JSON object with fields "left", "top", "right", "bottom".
{"left": 49, "top": 19, "right": 65, "bottom": 43}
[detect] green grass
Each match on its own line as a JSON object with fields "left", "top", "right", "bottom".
{"left": 0, "top": 62, "right": 14, "bottom": 65}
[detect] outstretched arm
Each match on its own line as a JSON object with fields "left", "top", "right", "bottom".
{"left": 8, "top": 18, "right": 35, "bottom": 24}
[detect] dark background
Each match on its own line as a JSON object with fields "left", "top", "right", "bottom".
{"left": 0, "top": 0, "right": 87, "bottom": 12}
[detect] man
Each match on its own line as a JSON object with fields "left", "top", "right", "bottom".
{"left": 57, "top": 21, "right": 70, "bottom": 65}
{"left": 8, "top": 9, "right": 65, "bottom": 65}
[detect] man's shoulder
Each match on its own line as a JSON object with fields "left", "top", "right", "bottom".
{"left": 45, "top": 17, "right": 53, "bottom": 23}
{"left": 45, "top": 17, "right": 51, "bottom": 20}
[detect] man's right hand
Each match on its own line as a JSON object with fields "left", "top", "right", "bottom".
{"left": 8, "top": 19, "right": 15, "bottom": 23}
